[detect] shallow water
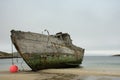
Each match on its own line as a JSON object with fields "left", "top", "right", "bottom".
{"left": 0, "top": 56, "right": 120, "bottom": 71}
{"left": 77, "top": 76, "right": 120, "bottom": 80}
{"left": 81, "top": 56, "right": 120, "bottom": 71}
{"left": 0, "top": 58, "right": 31, "bottom": 71}
{"left": 0, "top": 56, "right": 120, "bottom": 80}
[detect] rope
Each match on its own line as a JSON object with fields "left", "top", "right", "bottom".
{"left": 16, "top": 52, "right": 18, "bottom": 63}
{"left": 11, "top": 42, "right": 18, "bottom": 64}
{"left": 20, "top": 59, "right": 24, "bottom": 71}
{"left": 11, "top": 42, "right": 14, "bottom": 65}
{"left": 11, "top": 42, "right": 25, "bottom": 71}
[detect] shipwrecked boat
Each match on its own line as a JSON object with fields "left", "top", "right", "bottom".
{"left": 11, "top": 30, "right": 84, "bottom": 71}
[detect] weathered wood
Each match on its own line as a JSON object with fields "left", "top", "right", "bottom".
{"left": 11, "top": 30, "right": 84, "bottom": 71}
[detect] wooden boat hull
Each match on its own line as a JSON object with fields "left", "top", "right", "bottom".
{"left": 11, "top": 30, "right": 84, "bottom": 71}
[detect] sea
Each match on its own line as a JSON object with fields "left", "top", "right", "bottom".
{"left": 82, "top": 56, "right": 120, "bottom": 71}
{"left": 0, "top": 56, "right": 120, "bottom": 80}
{"left": 0, "top": 56, "right": 120, "bottom": 71}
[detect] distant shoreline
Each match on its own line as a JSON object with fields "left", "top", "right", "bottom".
{"left": 0, "top": 51, "right": 21, "bottom": 59}
{"left": 112, "top": 54, "right": 120, "bottom": 56}
{"left": 0, "top": 57, "right": 21, "bottom": 59}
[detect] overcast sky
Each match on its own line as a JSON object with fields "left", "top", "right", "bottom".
{"left": 0, "top": 0, "right": 120, "bottom": 55}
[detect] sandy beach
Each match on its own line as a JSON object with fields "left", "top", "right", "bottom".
{"left": 0, "top": 68, "right": 120, "bottom": 80}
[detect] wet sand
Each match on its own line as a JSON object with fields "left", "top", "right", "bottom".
{"left": 0, "top": 68, "right": 120, "bottom": 80}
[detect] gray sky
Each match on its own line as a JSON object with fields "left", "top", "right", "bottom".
{"left": 0, "top": 0, "right": 120, "bottom": 55}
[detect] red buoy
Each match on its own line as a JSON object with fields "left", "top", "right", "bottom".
{"left": 9, "top": 65, "right": 18, "bottom": 73}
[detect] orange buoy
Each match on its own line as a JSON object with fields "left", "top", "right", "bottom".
{"left": 9, "top": 65, "right": 18, "bottom": 73}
